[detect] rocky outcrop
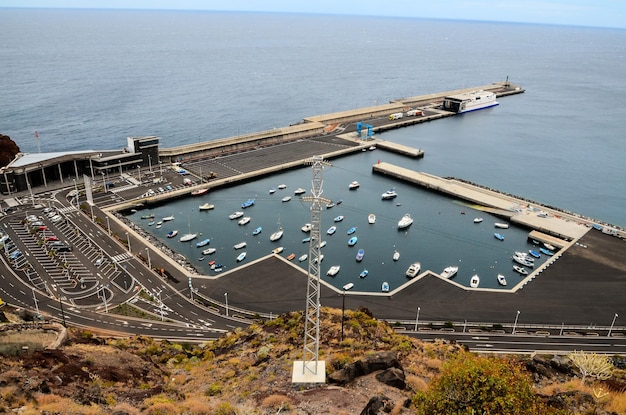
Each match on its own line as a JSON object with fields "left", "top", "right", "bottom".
{"left": 328, "top": 351, "right": 402, "bottom": 386}
{"left": 0, "top": 134, "right": 20, "bottom": 167}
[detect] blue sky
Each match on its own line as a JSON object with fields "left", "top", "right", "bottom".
{"left": 1, "top": 0, "right": 625, "bottom": 29}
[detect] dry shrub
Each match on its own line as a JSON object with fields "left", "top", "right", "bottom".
{"left": 423, "top": 357, "right": 442, "bottom": 371}
{"left": 405, "top": 374, "right": 428, "bottom": 392}
{"left": 181, "top": 396, "right": 213, "bottom": 414}
{"left": 35, "top": 393, "right": 64, "bottom": 407}
{"left": 538, "top": 379, "right": 590, "bottom": 396}
{"left": 606, "top": 389, "right": 626, "bottom": 414}
{"left": 261, "top": 393, "right": 292, "bottom": 410}
{"left": 110, "top": 402, "right": 142, "bottom": 415}
{"left": 144, "top": 401, "right": 179, "bottom": 415}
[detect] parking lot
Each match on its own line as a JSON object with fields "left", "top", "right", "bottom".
{"left": 1, "top": 207, "right": 135, "bottom": 308}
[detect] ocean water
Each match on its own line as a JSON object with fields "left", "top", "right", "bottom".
{"left": 2, "top": 11, "right": 625, "bottom": 238}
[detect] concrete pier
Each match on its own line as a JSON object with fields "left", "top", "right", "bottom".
{"left": 372, "top": 162, "right": 590, "bottom": 241}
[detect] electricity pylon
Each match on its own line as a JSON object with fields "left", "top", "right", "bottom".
{"left": 292, "top": 155, "right": 331, "bottom": 383}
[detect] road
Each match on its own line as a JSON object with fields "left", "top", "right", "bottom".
{"left": 409, "top": 330, "right": 626, "bottom": 354}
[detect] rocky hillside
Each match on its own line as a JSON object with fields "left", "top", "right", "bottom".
{"left": 0, "top": 306, "right": 625, "bottom": 414}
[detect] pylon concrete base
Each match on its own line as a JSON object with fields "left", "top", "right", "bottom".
{"left": 292, "top": 360, "right": 326, "bottom": 383}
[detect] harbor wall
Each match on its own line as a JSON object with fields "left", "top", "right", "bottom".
{"left": 159, "top": 81, "right": 524, "bottom": 163}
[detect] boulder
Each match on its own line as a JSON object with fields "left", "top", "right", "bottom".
{"left": 359, "top": 395, "right": 392, "bottom": 415}
{"left": 375, "top": 367, "right": 406, "bottom": 390}
{"left": 329, "top": 351, "right": 401, "bottom": 385}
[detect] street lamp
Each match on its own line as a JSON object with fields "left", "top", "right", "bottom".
{"left": 145, "top": 247, "right": 151, "bottom": 269}
{"left": 125, "top": 232, "right": 131, "bottom": 253}
{"left": 512, "top": 310, "right": 520, "bottom": 334}
{"left": 608, "top": 313, "right": 619, "bottom": 337}
{"left": 32, "top": 288, "right": 39, "bottom": 316}
{"left": 341, "top": 290, "right": 346, "bottom": 342}
{"left": 224, "top": 292, "right": 229, "bottom": 316}
{"left": 414, "top": 307, "right": 421, "bottom": 331}
{"left": 154, "top": 289, "right": 163, "bottom": 322}
{"left": 188, "top": 277, "right": 194, "bottom": 301}
{"left": 73, "top": 178, "right": 79, "bottom": 209}
{"left": 101, "top": 285, "right": 108, "bottom": 313}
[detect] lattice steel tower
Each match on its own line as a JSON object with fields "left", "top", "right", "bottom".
{"left": 292, "top": 155, "right": 331, "bottom": 383}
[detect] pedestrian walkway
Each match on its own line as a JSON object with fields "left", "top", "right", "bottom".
{"left": 110, "top": 183, "right": 138, "bottom": 194}
{"left": 57, "top": 206, "right": 78, "bottom": 214}
{"left": 111, "top": 252, "right": 133, "bottom": 263}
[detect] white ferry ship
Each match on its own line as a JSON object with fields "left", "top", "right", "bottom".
{"left": 442, "top": 90, "right": 499, "bottom": 113}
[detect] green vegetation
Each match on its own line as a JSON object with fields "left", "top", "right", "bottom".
{"left": 413, "top": 352, "right": 557, "bottom": 414}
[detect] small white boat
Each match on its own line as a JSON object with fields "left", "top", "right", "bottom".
{"left": 497, "top": 274, "right": 507, "bottom": 286}
{"left": 277, "top": 184, "right": 287, "bottom": 189}
{"left": 155, "top": 224, "right": 162, "bottom": 229}
{"left": 326, "top": 202, "right": 336, "bottom": 209}
{"left": 470, "top": 274, "right": 480, "bottom": 288}
{"left": 252, "top": 226, "right": 262, "bottom": 235}
{"left": 473, "top": 217, "right": 483, "bottom": 223}
{"left": 167, "top": 230, "right": 178, "bottom": 238}
{"left": 368, "top": 213, "right": 376, "bottom": 224}
{"left": 234, "top": 241, "right": 247, "bottom": 250}
{"left": 179, "top": 233, "right": 198, "bottom": 242}
{"left": 342, "top": 282, "right": 354, "bottom": 291}
{"left": 191, "top": 188, "right": 209, "bottom": 196}
{"left": 349, "top": 181, "right": 360, "bottom": 190}
{"left": 441, "top": 266, "right": 458, "bottom": 279}
{"left": 405, "top": 262, "right": 421, "bottom": 278}
{"left": 202, "top": 248, "right": 216, "bottom": 255}
{"left": 268, "top": 188, "right": 277, "bottom": 194}
{"left": 229, "top": 211, "right": 244, "bottom": 220}
{"left": 334, "top": 215, "right": 344, "bottom": 222}
{"left": 294, "top": 188, "right": 306, "bottom": 195}
{"left": 301, "top": 223, "right": 312, "bottom": 232}
{"left": 327, "top": 226, "right": 336, "bottom": 235}
{"left": 272, "top": 246, "right": 284, "bottom": 254}
{"left": 298, "top": 254, "right": 308, "bottom": 262}
{"left": 544, "top": 242, "right": 556, "bottom": 251}
{"left": 392, "top": 250, "right": 400, "bottom": 261}
{"left": 514, "top": 265, "right": 529, "bottom": 275}
{"left": 313, "top": 254, "right": 324, "bottom": 263}
{"left": 162, "top": 215, "right": 175, "bottom": 222}
{"left": 317, "top": 240, "right": 327, "bottom": 248}
{"left": 199, "top": 203, "right": 215, "bottom": 211}
{"left": 359, "top": 269, "right": 368, "bottom": 278}
{"left": 397, "top": 213, "right": 414, "bottom": 229}
{"left": 494, "top": 222, "right": 509, "bottom": 229}
{"left": 270, "top": 227, "right": 284, "bottom": 241}
{"left": 236, "top": 252, "right": 247, "bottom": 262}
{"left": 238, "top": 216, "right": 251, "bottom": 226}
{"left": 148, "top": 220, "right": 155, "bottom": 226}
{"left": 381, "top": 188, "right": 398, "bottom": 200}
{"left": 513, "top": 255, "right": 534, "bottom": 267}
{"left": 281, "top": 196, "right": 291, "bottom": 202}
{"left": 326, "top": 265, "right": 341, "bottom": 276}
{"left": 381, "top": 282, "right": 390, "bottom": 292}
